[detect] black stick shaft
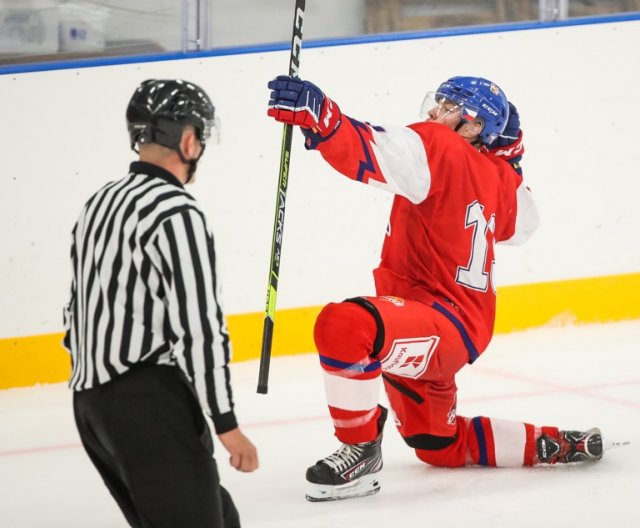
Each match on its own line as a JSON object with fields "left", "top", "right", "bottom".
{"left": 257, "top": 0, "right": 306, "bottom": 394}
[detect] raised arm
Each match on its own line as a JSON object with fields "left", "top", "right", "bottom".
{"left": 267, "top": 75, "right": 432, "bottom": 204}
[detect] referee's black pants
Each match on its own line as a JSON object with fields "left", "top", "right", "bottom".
{"left": 73, "top": 364, "right": 240, "bottom": 528}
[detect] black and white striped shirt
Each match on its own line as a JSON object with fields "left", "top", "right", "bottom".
{"left": 63, "top": 161, "right": 237, "bottom": 433}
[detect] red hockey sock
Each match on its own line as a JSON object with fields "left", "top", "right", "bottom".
{"left": 314, "top": 302, "right": 382, "bottom": 444}
{"left": 416, "top": 416, "right": 544, "bottom": 468}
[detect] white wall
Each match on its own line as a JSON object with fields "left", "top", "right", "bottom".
{"left": 1, "top": 19, "right": 639, "bottom": 338}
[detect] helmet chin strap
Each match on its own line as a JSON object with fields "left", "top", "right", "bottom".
{"left": 177, "top": 144, "right": 206, "bottom": 184}
{"left": 454, "top": 119, "right": 484, "bottom": 148}
{"left": 454, "top": 120, "right": 466, "bottom": 133}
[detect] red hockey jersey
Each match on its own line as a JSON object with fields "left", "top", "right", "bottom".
{"left": 315, "top": 117, "right": 539, "bottom": 361}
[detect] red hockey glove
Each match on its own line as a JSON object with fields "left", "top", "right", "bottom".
{"left": 486, "top": 101, "right": 524, "bottom": 175}
{"left": 267, "top": 75, "right": 342, "bottom": 144}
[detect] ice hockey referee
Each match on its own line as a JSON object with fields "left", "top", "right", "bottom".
{"left": 63, "top": 79, "right": 258, "bottom": 527}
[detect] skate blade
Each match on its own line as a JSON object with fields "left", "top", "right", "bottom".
{"left": 305, "top": 473, "right": 381, "bottom": 502}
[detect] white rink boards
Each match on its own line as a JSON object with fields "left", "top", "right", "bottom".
{"left": 2, "top": 19, "right": 640, "bottom": 338}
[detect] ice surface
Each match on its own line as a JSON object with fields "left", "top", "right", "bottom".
{"left": 1, "top": 321, "right": 639, "bottom": 527}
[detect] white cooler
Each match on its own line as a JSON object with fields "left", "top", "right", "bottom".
{"left": 0, "top": 0, "right": 60, "bottom": 55}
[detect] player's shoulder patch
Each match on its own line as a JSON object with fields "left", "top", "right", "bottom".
{"left": 379, "top": 296, "right": 405, "bottom": 307}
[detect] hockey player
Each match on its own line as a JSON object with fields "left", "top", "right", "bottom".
{"left": 266, "top": 75, "right": 603, "bottom": 502}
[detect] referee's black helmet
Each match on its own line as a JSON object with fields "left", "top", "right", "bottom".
{"left": 126, "top": 79, "right": 216, "bottom": 152}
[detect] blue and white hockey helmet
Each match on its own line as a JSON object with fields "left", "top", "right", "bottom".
{"left": 421, "top": 76, "right": 509, "bottom": 144}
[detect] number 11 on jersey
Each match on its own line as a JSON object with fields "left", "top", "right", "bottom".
{"left": 456, "top": 201, "right": 496, "bottom": 293}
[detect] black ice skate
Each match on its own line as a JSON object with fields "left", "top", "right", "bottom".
{"left": 537, "top": 428, "right": 604, "bottom": 464}
{"left": 305, "top": 406, "right": 387, "bottom": 502}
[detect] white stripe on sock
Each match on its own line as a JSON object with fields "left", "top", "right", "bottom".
{"left": 323, "top": 371, "right": 380, "bottom": 411}
{"left": 491, "top": 418, "right": 527, "bottom": 467}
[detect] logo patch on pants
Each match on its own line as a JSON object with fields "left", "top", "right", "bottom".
{"left": 380, "top": 336, "right": 440, "bottom": 379}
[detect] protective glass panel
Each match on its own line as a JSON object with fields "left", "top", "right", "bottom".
{"left": 212, "top": 1, "right": 640, "bottom": 47}
{"left": 0, "top": 0, "right": 181, "bottom": 66}
{"left": 1, "top": 1, "right": 639, "bottom": 66}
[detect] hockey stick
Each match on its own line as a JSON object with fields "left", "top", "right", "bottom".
{"left": 257, "top": 0, "right": 306, "bottom": 394}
